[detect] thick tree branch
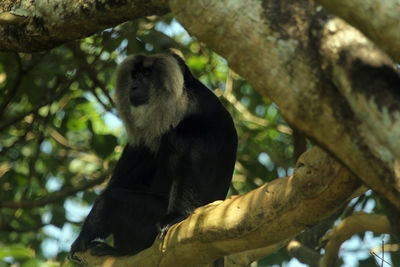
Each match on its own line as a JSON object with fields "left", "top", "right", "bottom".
{"left": 319, "top": 18, "right": 400, "bottom": 162}
{"left": 0, "top": 0, "right": 169, "bottom": 52}
{"left": 313, "top": 0, "right": 400, "bottom": 63}
{"left": 169, "top": 0, "right": 400, "bottom": 212}
{"left": 73, "top": 147, "right": 362, "bottom": 266}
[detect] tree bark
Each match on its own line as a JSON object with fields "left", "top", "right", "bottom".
{"left": 0, "top": 0, "right": 169, "bottom": 51}
{"left": 313, "top": 0, "right": 400, "bottom": 62}
{"left": 169, "top": 0, "right": 400, "bottom": 213}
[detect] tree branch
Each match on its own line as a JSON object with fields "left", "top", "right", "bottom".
{"left": 0, "top": 171, "right": 110, "bottom": 209}
{"left": 0, "top": 0, "right": 169, "bottom": 52}
{"left": 287, "top": 240, "right": 320, "bottom": 267}
{"left": 0, "top": 76, "right": 73, "bottom": 131}
{"left": 72, "top": 147, "right": 362, "bottom": 266}
{"left": 319, "top": 212, "right": 392, "bottom": 267}
{"left": 168, "top": 0, "right": 400, "bottom": 212}
{"left": 313, "top": 0, "right": 400, "bottom": 62}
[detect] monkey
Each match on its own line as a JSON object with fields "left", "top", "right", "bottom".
{"left": 69, "top": 52, "right": 237, "bottom": 263}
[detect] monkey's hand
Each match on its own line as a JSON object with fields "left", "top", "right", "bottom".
{"left": 68, "top": 236, "right": 89, "bottom": 263}
{"left": 69, "top": 239, "right": 122, "bottom": 262}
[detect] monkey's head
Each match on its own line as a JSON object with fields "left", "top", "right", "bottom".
{"left": 115, "top": 53, "right": 189, "bottom": 150}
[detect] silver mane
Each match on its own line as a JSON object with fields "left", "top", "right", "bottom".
{"left": 115, "top": 54, "right": 188, "bottom": 152}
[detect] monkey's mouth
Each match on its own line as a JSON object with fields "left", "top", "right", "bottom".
{"left": 129, "top": 86, "right": 149, "bottom": 106}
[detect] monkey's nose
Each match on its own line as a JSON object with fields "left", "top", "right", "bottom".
{"left": 129, "top": 85, "right": 149, "bottom": 107}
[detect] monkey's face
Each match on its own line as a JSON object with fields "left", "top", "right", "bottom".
{"left": 114, "top": 54, "right": 188, "bottom": 148}
{"left": 128, "top": 56, "right": 152, "bottom": 107}
{"left": 116, "top": 54, "right": 184, "bottom": 108}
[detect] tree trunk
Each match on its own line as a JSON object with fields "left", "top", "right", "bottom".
{"left": 169, "top": 0, "right": 400, "bottom": 214}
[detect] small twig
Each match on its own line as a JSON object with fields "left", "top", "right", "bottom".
{"left": 0, "top": 78, "right": 73, "bottom": 131}
{"left": 0, "top": 126, "right": 30, "bottom": 156}
{"left": 0, "top": 170, "right": 111, "bottom": 209}
{"left": 220, "top": 70, "right": 269, "bottom": 127}
{"left": 320, "top": 213, "right": 392, "bottom": 267}
{"left": 67, "top": 42, "right": 115, "bottom": 108}
{"left": 370, "top": 240, "right": 398, "bottom": 267}
{"left": 370, "top": 251, "right": 393, "bottom": 267}
{"left": 0, "top": 222, "right": 47, "bottom": 233}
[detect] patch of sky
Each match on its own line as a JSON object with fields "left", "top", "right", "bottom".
{"left": 65, "top": 198, "right": 92, "bottom": 223}
{"left": 258, "top": 152, "right": 274, "bottom": 171}
{"left": 255, "top": 105, "right": 266, "bottom": 117}
{"left": 41, "top": 212, "right": 52, "bottom": 224}
{"left": 348, "top": 189, "right": 375, "bottom": 213}
{"left": 277, "top": 166, "right": 286, "bottom": 177}
{"left": 41, "top": 223, "right": 77, "bottom": 258}
{"left": 40, "top": 140, "right": 53, "bottom": 154}
{"left": 145, "top": 43, "right": 154, "bottom": 52}
{"left": 240, "top": 96, "right": 250, "bottom": 107}
{"left": 83, "top": 92, "right": 123, "bottom": 132}
{"left": 41, "top": 238, "right": 59, "bottom": 258}
{"left": 286, "top": 259, "right": 308, "bottom": 267}
{"left": 103, "top": 111, "right": 123, "bottom": 130}
{"left": 341, "top": 233, "right": 391, "bottom": 266}
{"left": 155, "top": 19, "right": 192, "bottom": 45}
{"left": 116, "top": 39, "right": 129, "bottom": 64}
{"left": 46, "top": 176, "right": 62, "bottom": 192}
{"left": 41, "top": 193, "right": 94, "bottom": 258}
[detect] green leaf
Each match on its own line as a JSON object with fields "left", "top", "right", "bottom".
{"left": 22, "top": 258, "right": 52, "bottom": 267}
{"left": 0, "top": 245, "right": 34, "bottom": 260}
{"left": 90, "top": 134, "right": 117, "bottom": 158}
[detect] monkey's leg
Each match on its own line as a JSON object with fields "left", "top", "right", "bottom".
{"left": 157, "top": 181, "right": 199, "bottom": 239}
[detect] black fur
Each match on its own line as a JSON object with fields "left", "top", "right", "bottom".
{"left": 70, "top": 53, "right": 237, "bottom": 260}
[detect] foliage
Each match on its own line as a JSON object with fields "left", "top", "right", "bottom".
{"left": 0, "top": 15, "right": 396, "bottom": 266}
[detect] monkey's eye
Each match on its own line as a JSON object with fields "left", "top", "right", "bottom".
{"left": 142, "top": 68, "right": 152, "bottom": 76}
{"left": 131, "top": 71, "right": 139, "bottom": 79}
{"left": 296, "top": 162, "right": 305, "bottom": 168}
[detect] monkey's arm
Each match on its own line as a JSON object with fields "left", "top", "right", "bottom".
{"left": 69, "top": 146, "right": 143, "bottom": 257}
{"left": 69, "top": 193, "right": 112, "bottom": 258}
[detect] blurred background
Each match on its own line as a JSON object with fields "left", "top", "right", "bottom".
{"left": 0, "top": 15, "right": 396, "bottom": 267}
